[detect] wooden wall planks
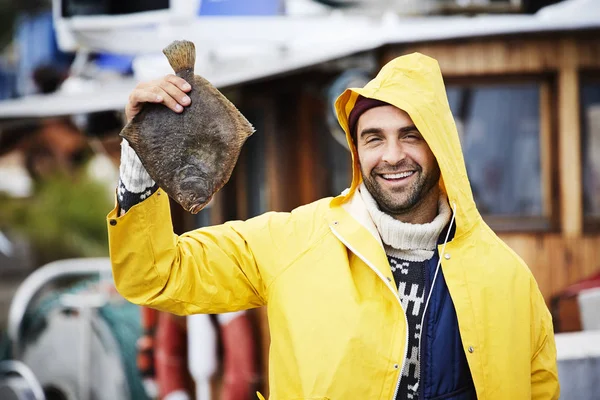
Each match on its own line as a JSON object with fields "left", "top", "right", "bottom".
{"left": 500, "top": 233, "right": 600, "bottom": 303}
{"left": 386, "top": 33, "right": 600, "bottom": 76}
{"left": 558, "top": 39, "right": 584, "bottom": 236}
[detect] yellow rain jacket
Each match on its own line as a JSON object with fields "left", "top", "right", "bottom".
{"left": 108, "top": 53, "right": 559, "bottom": 399}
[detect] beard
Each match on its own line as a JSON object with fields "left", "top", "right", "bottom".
{"left": 361, "top": 161, "right": 441, "bottom": 216}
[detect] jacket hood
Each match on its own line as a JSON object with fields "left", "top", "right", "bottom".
{"left": 334, "top": 52, "right": 481, "bottom": 238}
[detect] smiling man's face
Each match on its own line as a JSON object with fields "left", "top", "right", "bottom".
{"left": 356, "top": 105, "right": 440, "bottom": 221}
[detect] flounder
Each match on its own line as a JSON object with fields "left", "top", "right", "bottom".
{"left": 120, "top": 40, "right": 254, "bottom": 213}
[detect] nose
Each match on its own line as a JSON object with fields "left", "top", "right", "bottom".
{"left": 381, "top": 141, "right": 406, "bottom": 166}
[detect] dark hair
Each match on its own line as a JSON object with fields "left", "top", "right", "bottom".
{"left": 351, "top": 126, "right": 358, "bottom": 146}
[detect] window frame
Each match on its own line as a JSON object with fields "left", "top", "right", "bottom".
{"left": 444, "top": 74, "right": 559, "bottom": 233}
{"left": 581, "top": 71, "right": 600, "bottom": 233}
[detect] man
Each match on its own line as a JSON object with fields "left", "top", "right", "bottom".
{"left": 108, "top": 53, "right": 559, "bottom": 399}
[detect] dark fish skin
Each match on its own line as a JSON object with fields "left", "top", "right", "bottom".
{"left": 120, "top": 40, "right": 254, "bottom": 213}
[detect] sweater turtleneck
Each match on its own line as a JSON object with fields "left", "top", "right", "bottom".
{"left": 359, "top": 183, "right": 452, "bottom": 262}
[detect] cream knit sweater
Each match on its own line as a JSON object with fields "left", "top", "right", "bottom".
{"left": 359, "top": 183, "right": 452, "bottom": 262}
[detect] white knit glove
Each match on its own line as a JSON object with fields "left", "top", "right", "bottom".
{"left": 117, "top": 139, "right": 158, "bottom": 214}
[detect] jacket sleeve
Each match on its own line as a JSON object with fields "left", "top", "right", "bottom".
{"left": 107, "top": 188, "right": 295, "bottom": 315}
{"left": 530, "top": 278, "right": 560, "bottom": 400}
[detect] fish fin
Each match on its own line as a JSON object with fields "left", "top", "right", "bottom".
{"left": 163, "top": 40, "right": 196, "bottom": 73}
{"left": 193, "top": 74, "right": 255, "bottom": 139}
{"left": 234, "top": 112, "right": 256, "bottom": 139}
{"left": 227, "top": 102, "right": 255, "bottom": 140}
{"left": 219, "top": 99, "right": 255, "bottom": 141}
{"left": 119, "top": 122, "right": 142, "bottom": 148}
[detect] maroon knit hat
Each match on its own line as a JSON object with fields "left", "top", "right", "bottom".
{"left": 347, "top": 95, "right": 391, "bottom": 142}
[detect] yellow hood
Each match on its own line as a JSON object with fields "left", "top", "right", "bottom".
{"left": 334, "top": 52, "right": 480, "bottom": 239}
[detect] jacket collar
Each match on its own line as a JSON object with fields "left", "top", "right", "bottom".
{"left": 327, "top": 191, "right": 393, "bottom": 283}
{"left": 340, "top": 188, "right": 383, "bottom": 248}
{"left": 328, "top": 188, "right": 460, "bottom": 282}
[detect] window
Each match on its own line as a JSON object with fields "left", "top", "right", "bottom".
{"left": 581, "top": 78, "right": 600, "bottom": 220}
{"left": 446, "top": 80, "right": 550, "bottom": 230}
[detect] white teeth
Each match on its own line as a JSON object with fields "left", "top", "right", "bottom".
{"left": 382, "top": 171, "right": 414, "bottom": 179}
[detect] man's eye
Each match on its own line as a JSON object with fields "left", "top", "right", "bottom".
{"left": 366, "top": 137, "right": 381, "bottom": 144}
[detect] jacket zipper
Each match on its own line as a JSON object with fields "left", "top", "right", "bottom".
{"left": 417, "top": 256, "right": 432, "bottom": 400}
{"left": 329, "top": 226, "right": 408, "bottom": 400}
{"left": 417, "top": 204, "right": 457, "bottom": 400}
{"left": 417, "top": 257, "right": 436, "bottom": 400}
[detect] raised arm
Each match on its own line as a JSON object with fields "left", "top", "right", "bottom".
{"left": 108, "top": 188, "right": 269, "bottom": 315}
{"left": 111, "top": 74, "right": 268, "bottom": 314}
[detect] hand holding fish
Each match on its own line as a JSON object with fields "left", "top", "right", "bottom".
{"left": 119, "top": 40, "right": 254, "bottom": 214}
{"left": 125, "top": 74, "right": 193, "bottom": 122}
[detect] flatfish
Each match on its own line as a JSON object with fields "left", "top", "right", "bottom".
{"left": 120, "top": 40, "right": 254, "bottom": 213}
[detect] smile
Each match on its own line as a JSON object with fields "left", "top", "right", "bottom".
{"left": 381, "top": 171, "right": 415, "bottom": 180}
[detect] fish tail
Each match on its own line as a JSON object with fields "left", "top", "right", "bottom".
{"left": 163, "top": 40, "right": 196, "bottom": 73}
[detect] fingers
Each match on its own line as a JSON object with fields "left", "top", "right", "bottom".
{"left": 165, "top": 74, "right": 192, "bottom": 93}
{"left": 126, "top": 88, "right": 164, "bottom": 122}
{"left": 158, "top": 80, "right": 191, "bottom": 111}
{"left": 125, "top": 75, "right": 193, "bottom": 121}
{"left": 130, "top": 88, "right": 164, "bottom": 105}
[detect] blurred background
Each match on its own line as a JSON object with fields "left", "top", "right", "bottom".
{"left": 0, "top": 0, "right": 599, "bottom": 399}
